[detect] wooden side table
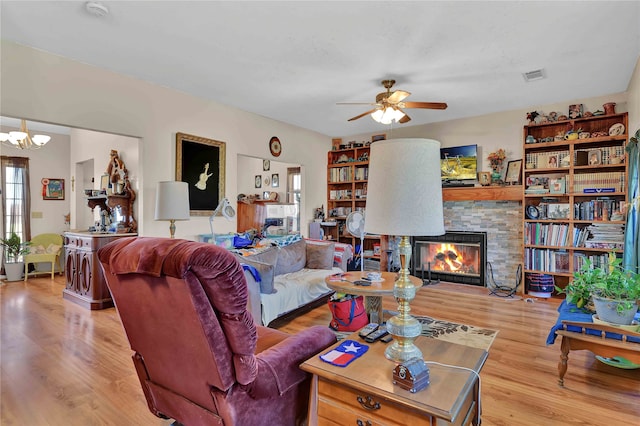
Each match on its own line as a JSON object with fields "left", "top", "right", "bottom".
{"left": 325, "top": 271, "right": 422, "bottom": 323}
{"left": 301, "top": 334, "right": 488, "bottom": 425}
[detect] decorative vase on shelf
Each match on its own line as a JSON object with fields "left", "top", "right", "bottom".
{"left": 491, "top": 169, "right": 502, "bottom": 184}
{"left": 603, "top": 102, "right": 616, "bottom": 115}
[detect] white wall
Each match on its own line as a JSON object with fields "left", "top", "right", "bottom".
{"left": 69, "top": 128, "right": 139, "bottom": 230}
{"left": 237, "top": 155, "right": 299, "bottom": 202}
{"left": 0, "top": 41, "right": 331, "bottom": 239}
{"left": 627, "top": 56, "right": 640, "bottom": 135}
{"left": 345, "top": 92, "right": 629, "bottom": 173}
{"left": 0, "top": 125, "right": 71, "bottom": 236}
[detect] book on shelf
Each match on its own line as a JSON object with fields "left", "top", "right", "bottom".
{"left": 524, "top": 248, "right": 570, "bottom": 273}
{"left": 573, "top": 171, "right": 624, "bottom": 192}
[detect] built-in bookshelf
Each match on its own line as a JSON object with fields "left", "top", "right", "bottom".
{"left": 522, "top": 112, "right": 629, "bottom": 296}
{"left": 325, "top": 146, "right": 380, "bottom": 258}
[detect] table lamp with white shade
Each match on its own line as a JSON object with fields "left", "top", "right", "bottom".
{"left": 154, "top": 181, "right": 190, "bottom": 238}
{"left": 364, "top": 138, "right": 445, "bottom": 363}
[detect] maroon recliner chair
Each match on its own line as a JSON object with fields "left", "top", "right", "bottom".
{"left": 97, "top": 237, "right": 336, "bottom": 425}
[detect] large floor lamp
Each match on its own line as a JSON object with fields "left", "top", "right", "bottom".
{"left": 364, "top": 138, "right": 445, "bottom": 363}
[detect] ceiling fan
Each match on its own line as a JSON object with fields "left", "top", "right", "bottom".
{"left": 338, "top": 79, "right": 447, "bottom": 124}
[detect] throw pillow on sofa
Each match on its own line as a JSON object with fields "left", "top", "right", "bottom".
{"left": 240, "top": 258, "right": 276, "bottom": 294}
{"left": 274, "top": 240, "right": 306, "bottom": 275}
{"left": 306, "top": 242, "right": 335, "bottom": 269}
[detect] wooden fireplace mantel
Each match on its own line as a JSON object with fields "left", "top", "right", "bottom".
{"left": 442, "top": 185, "right": 522, "bottom": 202}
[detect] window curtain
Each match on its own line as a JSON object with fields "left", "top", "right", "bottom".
{"left": 623, "top": 130, "right": 639, "bottom": 273}
{"left": 1, "top": 156, "right": 31, "bottom": 271}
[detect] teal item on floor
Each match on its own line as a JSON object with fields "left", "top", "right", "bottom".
{"left": 595, "top": 355, "right": 640, "bottom": 369}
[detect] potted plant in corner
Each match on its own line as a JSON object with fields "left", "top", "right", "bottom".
{"left": 1, "top": 232, "right": 30, "bottom": 282}
{"left": 563, "top": 253, "right": 640, "bottom": 325}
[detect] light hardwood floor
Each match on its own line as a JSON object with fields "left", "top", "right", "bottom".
{"left": 1, "top": 276, "right": 638, "bottom": 426}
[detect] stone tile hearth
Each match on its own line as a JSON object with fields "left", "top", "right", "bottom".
{"left": 443, "top": 200, "right": 522, "bottom": 290}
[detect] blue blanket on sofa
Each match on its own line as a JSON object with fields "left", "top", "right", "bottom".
{"left": 546, "top": 301, "right": 640, "bottom": 345}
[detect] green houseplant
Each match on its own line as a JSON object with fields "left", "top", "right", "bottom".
{"left": 1, "top": 232, "right": 31, "bottom": 282}
{"left": 560, "top": 253, "right": 640, "bottom": 325}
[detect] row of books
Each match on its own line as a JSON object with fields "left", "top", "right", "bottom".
{"left": 353, "top": 167, "right": 368, "bottom": 181}
{"left": 524, "top": 249, "right": 570, "bottom": 273}
{"left": 525, "top": 223, "right": 570, "bottom": 246}
{"left": 574, "top": 252, "right": 621, "bottom": 272}
{"left": 329, "top": 167, "right": 353, "bottom": 183}
{"left": 328, "top": 189, "right": 352, "bottom": 200}
{"left": 524, "top": 150, "right": 570, "bottom": 169}
{"left": 584, "top": 223, "right": 624, "bottom": 250}
{"left": 526, "top": 223, "right": 624, "bottom": 250}
{"left": 573, "top": 172, "right": 625, "bottom": 192}
{"left": 525, "top": 250, "right": 623, "bottom": 273}
{"left": 574, "top": 199, "right": 624, "bottom": 221}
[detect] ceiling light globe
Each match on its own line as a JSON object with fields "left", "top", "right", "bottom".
{"left": 9, "top": 131, "right": 27, "bottom": 140}
{"left": 32, "top": 134, "right": 51, "bottom": 145}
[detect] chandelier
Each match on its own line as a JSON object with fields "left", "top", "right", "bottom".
{"left": 0, "top": 119, "right": 51, "bottom": 150}
{"left": 371, "top": 106, "right": 405, "bottom": 124}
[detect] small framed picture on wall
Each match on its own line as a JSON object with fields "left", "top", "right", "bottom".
{"left": 255, "top": 175, "right": 262, "bottom": 188}
{"left": 272, "top": 173, "right": 279, "bottom": 187}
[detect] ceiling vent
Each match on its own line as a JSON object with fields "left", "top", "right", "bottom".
{"left": 522, "top": 69, "right": 545, "bottom": 82}
{"left": 85, "top": 1, "right": 109, "bottom": 17}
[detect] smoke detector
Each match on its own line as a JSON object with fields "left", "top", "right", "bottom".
{"left": 85, "top": 1, "right": 109, "bottom": 17}
{"left": 522, "top": 69, "right": 546, "bottom": 82}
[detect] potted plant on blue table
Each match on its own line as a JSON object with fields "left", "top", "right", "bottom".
{"left": 561, "top": 253, "right": 640, "bottom": 325}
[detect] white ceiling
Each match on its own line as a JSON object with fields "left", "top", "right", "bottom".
{"left": 1, "top": 1, "right": 639, "bottom": 138}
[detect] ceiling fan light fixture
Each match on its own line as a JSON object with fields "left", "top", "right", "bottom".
{"left": 371, "top": 106, "right": 405, "bottom": 124}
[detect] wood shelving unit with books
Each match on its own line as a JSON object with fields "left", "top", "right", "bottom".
{"left": 325, "top": 146, "right": 380, "bottom": 259}
{"left": 522, "top": 111, "right": 629, "bottom": 296}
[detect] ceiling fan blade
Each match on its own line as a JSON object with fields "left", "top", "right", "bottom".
{"left": 337, "top": 102, "right": 378, "bottom": 106}
{"left": 386, "top": 90, "right": 410, "bottom": 104}
{"left": 348, "top": 108, "right": 379, "bottom": 122}
{"left": 399, "top": 112, "right": 411, "bottom": 123}
{"left": 402, "top": 101, "right": 448, "bottom": 110}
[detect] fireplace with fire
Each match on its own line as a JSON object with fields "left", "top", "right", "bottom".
{"left": 411, "top": 231, "right": 487, "bottom": 286}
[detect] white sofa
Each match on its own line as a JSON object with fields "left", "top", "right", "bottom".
{"left": 236, "top": 239, "right": 352, "bottom": 326}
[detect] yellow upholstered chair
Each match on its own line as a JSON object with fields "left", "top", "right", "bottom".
{"left": 24, "top": 233, "right": 63, "bottom": 281}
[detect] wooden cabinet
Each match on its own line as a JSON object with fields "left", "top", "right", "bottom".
{"left": 326, "top": 147, "right": 380, "bottom": 259}
{"left": 237, "top": 201, "right": 278, "bottom": 233}
{"left": 522, "top": 112, "right": 629, "bottom": 295}
{"left": 63, "top": 232, "right": 136, "bottom": 310}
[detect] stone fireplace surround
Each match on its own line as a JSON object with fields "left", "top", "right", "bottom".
{"left": 442, "top": 199, "right": 522, "bottom": 291}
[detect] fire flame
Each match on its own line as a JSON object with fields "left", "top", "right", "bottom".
{"left": 433, "top": 243, "right": 463, "bottom": 271}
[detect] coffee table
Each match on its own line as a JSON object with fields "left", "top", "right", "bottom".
{"left": 301, "top": 333, "right": 488, "bottom": 425}
{"left": 325, "top": 271, "right": 423, "bottom": 323}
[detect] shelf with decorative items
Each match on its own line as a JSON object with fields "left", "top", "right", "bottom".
{"left": 522, "top": 109, "right": 628, "bottom": 297}
{"left": 326, "top": 146, "right": 380, "bottom": 258}
{"left": 84, "top": 150, "right": 137, "bottom": 233}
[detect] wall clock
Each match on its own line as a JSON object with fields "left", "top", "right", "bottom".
{"left": 269, "top": 136, "right": 282, "bottom": 157}
{"left": 263, "top": 159, "right": 270, "bottom": 171}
